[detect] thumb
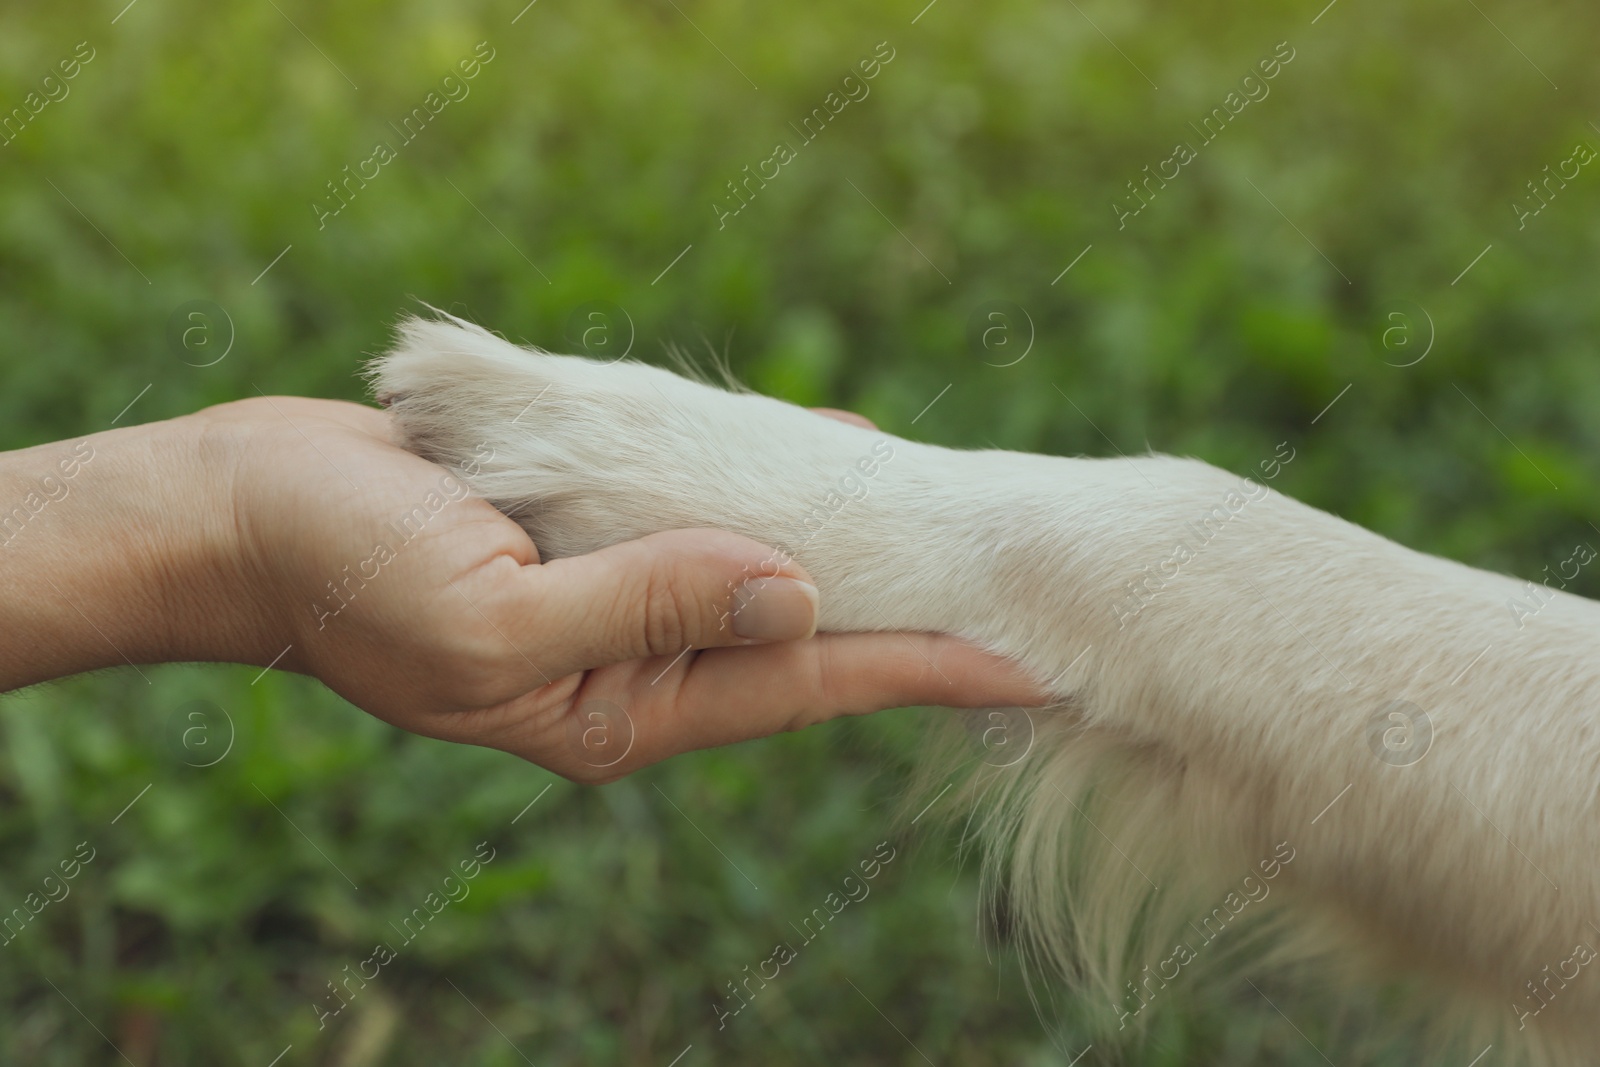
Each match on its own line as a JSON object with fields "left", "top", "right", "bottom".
{"left": 518, "top": 528, "right": 821, "bottom": 677}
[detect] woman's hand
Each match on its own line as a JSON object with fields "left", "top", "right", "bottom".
{"left": 0, "top": 397, "right": 1048, "bottom": 781}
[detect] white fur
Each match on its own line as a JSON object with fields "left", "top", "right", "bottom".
{"left": 372, "top": 313, "right": 1600, "bottom": 1062}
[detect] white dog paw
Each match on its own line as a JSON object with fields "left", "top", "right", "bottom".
{"left": 369, "top": 314, "right": 894, "bottom": 571}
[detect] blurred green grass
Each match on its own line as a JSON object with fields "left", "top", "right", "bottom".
{"left": 2, "top": 0, "right": 1599, "bottom": 1062}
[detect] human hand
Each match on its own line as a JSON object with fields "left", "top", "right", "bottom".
{"left": 0, "top": 397, "right": 1047, "bottom": 781}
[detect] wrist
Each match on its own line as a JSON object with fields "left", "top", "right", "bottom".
{"left": 0, "top": 414, "right": 280, "bottom": 689}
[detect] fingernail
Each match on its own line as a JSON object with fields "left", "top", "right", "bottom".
{"left": 731, "top": 577, "right": 819, "bottom": 641}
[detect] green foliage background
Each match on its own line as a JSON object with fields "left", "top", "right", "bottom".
{"left": 1, "top": 0, "right": 1597, "bottom": 1063}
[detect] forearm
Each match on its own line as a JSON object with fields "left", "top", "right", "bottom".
{"left": 0, "top": 418, "right": 272, "bottom": 690}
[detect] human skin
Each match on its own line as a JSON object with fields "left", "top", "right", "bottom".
{"left": 0, "top": 397, "right": 1048, "bottom": 781}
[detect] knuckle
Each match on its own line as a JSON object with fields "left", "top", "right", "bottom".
{"left": 776, "top": 641, "right": 843, "bottom": 733}
{"left": 636, "top": 563, "right": 695, "bottom": 657}
{"left": 811, "top": 640, "right": 844, "bottom": 711}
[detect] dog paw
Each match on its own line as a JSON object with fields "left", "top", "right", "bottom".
{"left": 369, "top": 314, "right": 895, "bottom": 573}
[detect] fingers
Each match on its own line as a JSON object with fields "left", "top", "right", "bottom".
{"left": 630, "top": 632, "right": 1055, "bottom": 761}
{"left": 452, "top": 615, "right": 1052, "bottom": 779}
{"left": 508, "top": 528, "right": 820, "bottom": 679}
